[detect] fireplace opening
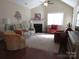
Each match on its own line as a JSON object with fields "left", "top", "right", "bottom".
{"left": 34, "top": 24, "right": 42, "bottom": 33}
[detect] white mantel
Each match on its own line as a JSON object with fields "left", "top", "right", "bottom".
{"left": 31, "top": 20, "right": 45, "bottom": 32}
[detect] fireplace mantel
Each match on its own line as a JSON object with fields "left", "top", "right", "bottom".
{"left": 31, "top": 20, "right": 44, "bottom": 24}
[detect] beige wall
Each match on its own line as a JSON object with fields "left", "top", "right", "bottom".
{"left": 31, "top": 5, "right": 45, "bottom": 20}
{"left": 0, "top": 0, "right": 31, "bottom": 24}
{"left": 31, "top": 0, "right": 73, "bottom": 31}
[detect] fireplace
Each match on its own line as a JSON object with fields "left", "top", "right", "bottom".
{"left": 34, "top": 24, "right": 42, "bottom": 33}
{"left": 31, "top": 20, "right": 45, "bottom": 33}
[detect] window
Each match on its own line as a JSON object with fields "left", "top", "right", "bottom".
{"left": 76, "top": 13, "right": 79, "bottom": 26}
{"left": 47, "top": 13, "right": 64, "bottom": 25}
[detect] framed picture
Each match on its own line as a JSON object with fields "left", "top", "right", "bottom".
{"left": 14, "top": 11, "right": 22, "bottom": 20}
{"left": 34, "top": 13, "right": 41, "bottom": 20}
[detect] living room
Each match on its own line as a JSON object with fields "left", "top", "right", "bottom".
{"left": 0, "top": 0, "right": 74, "bottom": 32}
{"left": 0, "top": 0, "right": 79, "bottom": 59}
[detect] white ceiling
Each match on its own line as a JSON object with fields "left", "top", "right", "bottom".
{"left": 8, "top": 0, "right": 45, "bottom": 9}
{"left": 7, "top": 0, "right": 78, "bottom": 9}
{"left": 61, "top": 0, "right": 78, "bottom": 7}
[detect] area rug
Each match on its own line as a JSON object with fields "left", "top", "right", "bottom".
{"left": 26, "top": 33, "right": 59, "bottom": 53}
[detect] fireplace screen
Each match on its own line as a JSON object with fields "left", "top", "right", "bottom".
{"left": 34, "top": 24, "right": 42, "bottom": 33}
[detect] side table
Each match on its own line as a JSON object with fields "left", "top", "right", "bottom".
{"left": 54, "top": 31, "right": 65, "bottom": 43}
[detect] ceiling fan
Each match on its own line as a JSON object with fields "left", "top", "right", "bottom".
{"left": 43, "top": 0, "right": 54, "bottom": 6}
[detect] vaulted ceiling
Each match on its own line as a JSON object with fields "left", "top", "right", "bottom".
{"left": 7, "top": 0, "right": 78, "bottom": 9}
{"left": 61, "top": 0, "right": 78, "bottom": 7}
{"left": 7, "top": 0, "right": 45, "bottom": 9}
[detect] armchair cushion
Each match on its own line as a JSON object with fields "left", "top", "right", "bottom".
{"left": 14, "top": 29, "right": 23, "bottom": 36}
{"left": 47, "top": 25, "right": 58, "bottom": 33}
{"left": 51, "top": 25, "right": 58, "bottom": 29}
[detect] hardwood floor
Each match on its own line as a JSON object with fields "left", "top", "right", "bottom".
{"left": 0, "top": 40, "right": 64, "bottom": 59}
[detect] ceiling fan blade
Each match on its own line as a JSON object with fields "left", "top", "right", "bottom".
{"left": 48, "top": 2, "right": 54, "bottom": 4}
{"left": 47, "top": 1, "right": 54, "bottom": 4}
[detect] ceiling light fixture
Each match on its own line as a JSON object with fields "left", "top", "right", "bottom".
{"left": 44, "top": 2, "right": 48, "bottom": 6}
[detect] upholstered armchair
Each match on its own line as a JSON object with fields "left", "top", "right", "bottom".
{"left": 47, "top": 25, "right": 58, "bottom": 33}
{"left": 4, "top": 32, "right": 26, "bottom": 50}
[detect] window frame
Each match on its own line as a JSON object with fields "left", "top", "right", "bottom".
{"left": 76, "top": 12, "right": 79, "bottom": 26}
